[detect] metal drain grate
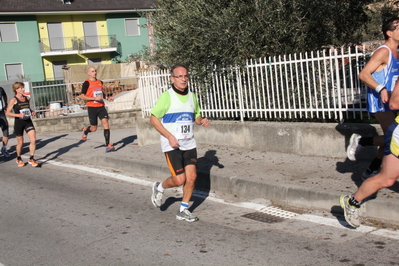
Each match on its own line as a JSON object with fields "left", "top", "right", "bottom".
{"left": 259, "top": 206, "right": 298, "bottom": 219}
{"left": 242, "top": 206, "right": 299, "bottom": 223}
{"left": 242, "top": 212, "right": 286, "bottom": 223}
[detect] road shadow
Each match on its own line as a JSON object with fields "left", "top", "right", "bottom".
{"left": 113, "top": 134, "right": 137, "bottom": 151}
{"left": 191, "top": 150, "right": 224, "bottom": 212}
{"left": 6, "top": 133, "right": 68, "bottom": 159}
{"left": 17, "top": 134, "right": 74, "bottom": 165}
{"left": 36, "top": 134, "right": 68, "bottom": 150}
{"left": 37, "top": 136, "right": 86, "bottom": 163}
{"left": 160, "top": 196, "right": 182, "bottom": 211}
{"left": 92, "top": 135, "right": 137, "bottom": 151}
{"left": 0, "top": 153, "right": 14, "bottom": 163}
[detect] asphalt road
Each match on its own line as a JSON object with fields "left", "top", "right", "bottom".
{"left": 0, "top": 158, "right": 398, "bottom": 266}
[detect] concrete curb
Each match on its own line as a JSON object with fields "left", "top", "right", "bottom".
{"left": 94, "top": 155, "right": 399, "bottom": 224}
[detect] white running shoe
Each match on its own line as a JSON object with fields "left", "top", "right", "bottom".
{"left": 151, "top": 182, "right": 163, "bottom": 208}
{"left": 176, "top": 208, "right": 199, "bottom": 222}
{"left": 347, "top": 133, "right": 361, "bottom": 161}
{"left": 340, "top": 195, "right": 361, "bottom": 227}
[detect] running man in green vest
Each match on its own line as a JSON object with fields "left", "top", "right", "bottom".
{"left": 150, "top": 64, "right": 210, "bottom": 222}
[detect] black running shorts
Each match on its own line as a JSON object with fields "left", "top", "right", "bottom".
{"left": 0, "top": 112, "right": 9, "bottom": 137}
{"left": 14, "top": 118, "right": 35, "bottom": 136}
{"left": 87, "top": 106, "right": 109, "bottom": 126}
{"left": 164, "top": 148, "right": 197, "bottom": 176}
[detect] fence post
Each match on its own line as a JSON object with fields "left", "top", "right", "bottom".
{"left": 63, "top": 65, "right": 74, "bottom": 108}
{"left": 235, "top": 64, "right": 245, "bottom": 122}
{"left": 333, "top": 49, "right": 344, "bottom": 123}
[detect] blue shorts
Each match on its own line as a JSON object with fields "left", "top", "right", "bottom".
{"left": 366, "top": 88, "right": 392, "bottom": 114}
{"left": 384, "top": 121, "right": 399, "bottom": 158}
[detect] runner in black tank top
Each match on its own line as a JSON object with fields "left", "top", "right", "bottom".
{"left": 5, "top": 82, "right": 39, "bottom": 167}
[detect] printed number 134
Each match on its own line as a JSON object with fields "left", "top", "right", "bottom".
{"left": 181, "top": 125, "right": 191, "bottom": 133}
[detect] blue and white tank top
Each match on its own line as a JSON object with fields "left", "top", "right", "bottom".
{"left": 160, "top": 89, "right": 196, "bottom": 152}
{"left": 367, "top": 45, "right": 399, "bottom": 113}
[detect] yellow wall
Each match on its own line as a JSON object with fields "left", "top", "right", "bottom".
{"left": 37, "top": 15, "right": 108, "bottom": 38}
{"left": 37, "top": 15, "right": 110, "bottom": 80}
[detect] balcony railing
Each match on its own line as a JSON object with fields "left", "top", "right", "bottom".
{"left": 39, "top": 35, "right": 118, "bottom": 56}
{"left": 39, "top": 36, "right": 79, "bottom": 54}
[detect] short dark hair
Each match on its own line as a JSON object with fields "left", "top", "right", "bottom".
{"left": 382, "top": 17, "right": 399, "bottom": 40}
{"left": 170, "top": 64, "right": 189, "bottom": 76}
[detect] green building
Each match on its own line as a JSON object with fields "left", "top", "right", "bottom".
{"left": 0, "top": 0, "right": 157, "bottom": 82}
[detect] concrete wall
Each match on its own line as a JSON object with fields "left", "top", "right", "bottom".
{"left": 30, "top": 108, "right": 140, "bottom": 134}
{"left": 136, "top": 116, "right": 382, "bottom": 159}
{"left": 24, "top": 109, "right": 382, "bottom": 159}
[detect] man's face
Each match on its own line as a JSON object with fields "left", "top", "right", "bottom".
{"left": 170, "top": 67, "right": 189, "bottom": 91}
{"left": 87, "top": 67, "right": 97, "bottom": 79}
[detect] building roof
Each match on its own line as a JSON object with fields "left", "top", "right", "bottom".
{"left": 0, "top": 0, "right": 158, "bottom": 15}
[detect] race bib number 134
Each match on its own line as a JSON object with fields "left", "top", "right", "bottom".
{"left": 175, "top": 121, "right": 194, "bottom": 140}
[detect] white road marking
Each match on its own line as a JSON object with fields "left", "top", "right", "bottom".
{"left": 295, "top": 214, "right": 376, "bottom": 233}
{"left": 44, "top": 159, "right": 399, "bottom": 240}
{"left": 43, "top": 159, "right": 153, "bottom": 187}
{"left": 370, "top": 229, "right": 399, "bottom": 240}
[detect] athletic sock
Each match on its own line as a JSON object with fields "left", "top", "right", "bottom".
{"left": 104, "top": 129, "right": 110, "bottom": 145}
{"left": 84, "top": 126, "right": 91, "bottom": 135}
{"left": 367, "top": 157, "right": 382, "bottom": 172}
{"left": 17, "top": 156, "right": 22, "bottom": 161}
{"left": 359, "top": 137, "right": 374, "bottom": 146}
{"left": 349, "top": 194, "right": 361, "bottom": 208}
{"left": 157, "top": 183, "right": 165, "bottom": 193}
{"left": 180, "top": 202, "right": 189, "bottom": 212}
{"left": 29, "top": 155, "right": 34, "bottom": 160}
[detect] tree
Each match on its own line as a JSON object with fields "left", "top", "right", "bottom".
{"left": 362, "top": 0, "right": 399, "bottom": 42}
{"left": 142, "top": 0, "right": 372, "bottom": 74}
